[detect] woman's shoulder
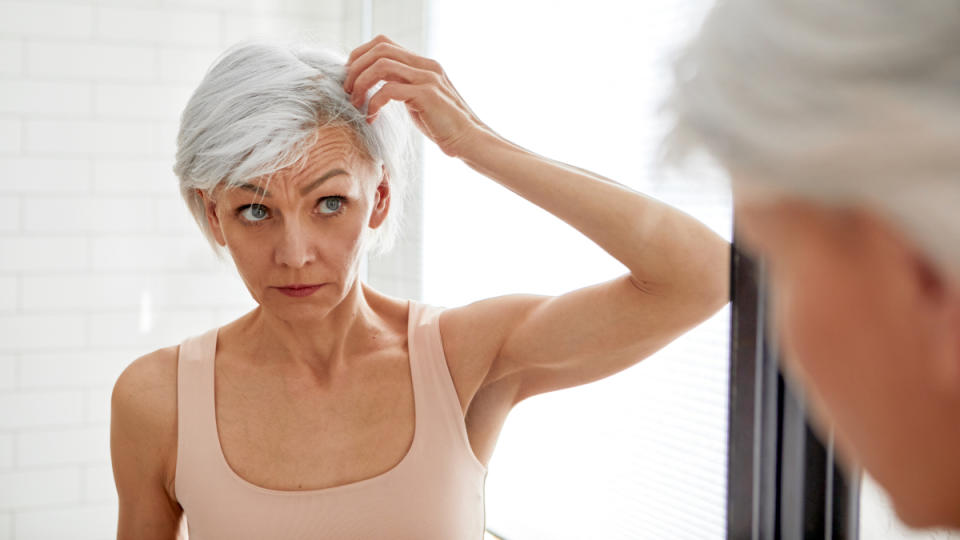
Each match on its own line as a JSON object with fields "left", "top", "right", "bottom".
{"left": 111, "top": 344, "right": 180, "bottom": 500}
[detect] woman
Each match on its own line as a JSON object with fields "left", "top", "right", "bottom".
{"left": 110, "top": 36, "right": 729, "bottom": 539}
{"left": 663, "top": 0, "right": 960, "bottom": 530}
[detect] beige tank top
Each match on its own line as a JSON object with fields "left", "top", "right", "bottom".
{"left": 174, "top": 300, "right": 488, "bottom": 539}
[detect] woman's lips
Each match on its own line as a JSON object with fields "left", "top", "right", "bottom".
{"left": 275, "top": 284, "right": 324, "bottom": 297}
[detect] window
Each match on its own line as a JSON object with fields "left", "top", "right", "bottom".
{"left": 421, "top": 1, "right": 729, "bottom": 537}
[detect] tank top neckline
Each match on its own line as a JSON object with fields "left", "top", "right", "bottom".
{"left": 208, "top": 298, "right": 420, "bottom": 497}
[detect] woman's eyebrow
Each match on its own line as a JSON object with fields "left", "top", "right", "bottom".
{"left": 238, "top": 168, "right": 349, "bottom": 198}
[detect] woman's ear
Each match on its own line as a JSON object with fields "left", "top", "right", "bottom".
{"left": 368, "top": 165, "right": 391, "bottom": 229}
{"left": 197, "top": 188, "right": 227, "bottom": 247}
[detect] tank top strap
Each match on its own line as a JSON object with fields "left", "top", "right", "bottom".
{"left": 174, "top": 325, "right": 220, "bottom": 505}
{"left": 408, "top": 300, "right": 479, "bottom": 464}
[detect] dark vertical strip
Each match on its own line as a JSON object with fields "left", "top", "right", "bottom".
{"left": 726, "top": 240, "right": 761, "bottom": 539}
{"left": 726, "top": 229, "right": 859, "bottom": 539}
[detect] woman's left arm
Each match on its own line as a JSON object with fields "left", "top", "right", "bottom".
{"left": 346, "top": 36, "right": 730, "bottom": 404}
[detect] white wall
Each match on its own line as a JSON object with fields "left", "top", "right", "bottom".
{"left": 0, "top": 1, "right": 428, "bottom": 538}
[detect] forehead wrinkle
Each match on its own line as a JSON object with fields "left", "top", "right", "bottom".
{"left": 238, "top": 128, "right": 373, "bottom": 201}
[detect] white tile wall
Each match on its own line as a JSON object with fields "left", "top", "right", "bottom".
{"left": 82, "top": 464, "right": 116, "bottom": 504}
{"left": 158, "top": 46, "right": 222, "bottom": 83}
{"left": 0, "top": 391, "right": 84, "bottom": 429}
{"left": 0, "top": 315, "right": 86, "bottom": 351}
{"left": 0, "top": 81, "right": 93, "bottom": 117}
{"left": 0, "top": 238, "right": 89, "bottom": 272}
{"left": 22, "top": 196, "right": 156, "bottom": 233}
{"left": 0, "top": 40, "right": 22, "bottom": 76}
{"left": 0, "top": 119, "right": 21, "bottom": 154}
{"left": 94, "top": 83, "right": 195, "bottom": 120}
{"left": 0, "top": 467, "right": 83, "bottom": 509}
{"left": 14, "top": 504, "right": 115, "bottom": 540}
{"left": 95, "top": 7, "right": 221, "bottom": 46}
{"left": 0, "top": 3, "right": 94, "bottom": 39}
{"left": 0, "top": 158, "right": 91, "bottom": 193}
{"left": 0, "top": 0, "right": 424, "bottom": 538}
{"left": 0, "top": 197, "right": 18, "bottom": 232}
{"left": 0, "top": 432, "right": 13, "bottom": 469}
{"left": 24, "top": 119, "right": 158, "bottom": 156}
{"left": 18, "top": 349, "right": 133, "bottom": 389}
{"left": 16, "top": 427, "right": 108, "bottom": 467}
{"left": 25, "top": 41, "right": 156, "bottom": 82}
{"left": 0, "top": 356, "right": 14, "bottom": 391}
{"left": 0, "top": 276, "right": 15, "bottom": 311}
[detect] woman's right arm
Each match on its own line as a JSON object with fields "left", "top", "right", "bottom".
{"left": 110, "top": 348, "right": 184, "bottom": 540}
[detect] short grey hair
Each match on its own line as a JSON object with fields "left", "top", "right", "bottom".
{"left": 662, "top": 0, "right": 960, "bottom": 279}
{"left": 173, "top": 38, "right": 413, "bottom": 262}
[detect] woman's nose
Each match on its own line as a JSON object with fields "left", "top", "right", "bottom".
{"left": 274, "top": 220, "right": 317, "bottom": 268}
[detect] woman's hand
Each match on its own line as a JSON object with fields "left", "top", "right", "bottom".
{"left": 343, "top": 34, "right": 491, "bottom": 158}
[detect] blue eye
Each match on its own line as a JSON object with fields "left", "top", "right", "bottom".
{"left": 238, "top": 204, "right": 269, "bottom": 223}
{"left": 319, "top": 196, "right": 344, "bottom": 214}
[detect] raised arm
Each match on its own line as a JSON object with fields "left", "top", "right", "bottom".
{"left": 345, "top": 36, "right": 730, "bottom": 404}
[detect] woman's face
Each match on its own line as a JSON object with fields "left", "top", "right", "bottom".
{"left": 733, "top": 186, "right": 960, "bottom": 528}
{"left": 198, "top": 126, "right": 388, "bottom": 319}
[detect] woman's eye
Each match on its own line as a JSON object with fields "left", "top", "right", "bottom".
{"left": 318, "top": 196, "right": 344, "bottom": 215}
{"left": 238, "top": 204, "right": 269, "bottom": 223}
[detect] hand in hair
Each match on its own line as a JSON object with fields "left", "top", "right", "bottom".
{"left": 343, "top": 34, "right": 492, "bottom": 158}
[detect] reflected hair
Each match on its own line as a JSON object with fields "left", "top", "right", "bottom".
{"left": 661, "top": 0, "right": 960, "bottom": 279}
{"left": 173, "top": 38, "right": 413, "bottom": 261}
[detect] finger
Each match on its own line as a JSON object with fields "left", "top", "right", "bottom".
{"left": 344, "top": 42, "right": 441, "bottom": 94}
{"left": 365, "top": 81, "right": 428, "bottom": 122}
{"left": 346, "top": 34, "right": 396, "bottom": 65}
{"left": 349, "top": 57, "right": 437, "bottom": 108}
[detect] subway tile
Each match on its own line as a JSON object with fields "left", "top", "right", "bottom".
{"left": 22, "top": 272, "right": 249, "bottom": 311}
{"left": 0, "top": 196, "right": 17, "bottom": 232}
{"left": 88, "top": 308, "right": 214, "bottom": 349}
{"left": 14, "top": 503, "right": 115, "bottom": 540}
{"left": 0, "top": 315, "right": 85, "bottom": 352}
{"left": 0, "top": 2, "right": 94, "bottom": 39}
{"left": 0, "top": 237, "right": 88, "bottom": 271}
{"left": 156, "top": 272, "right": 251, "bottom": 308}
{"left": 93, "top": 158, "right": 178, "bottom": 195}
{"left": 19, "top": 348, "right": 134, "bottom": 389}
{"left": 26, "top": 41, "right": 156, "bottom": 82}
{"left": 0, "top": 354, "right": 14, "bottom": 390}
{"left": 223, "top": 13, "right": 341, "bottom": 46}
{"left": 24, "top": 120, "right": 156, "bottom": 156}
{"left": 158, "top": 46, "right": 221, "bottom": 84}
{"left": 0, "top": 274, "right": 12, "bottom": 311}
{"left": 22, "top": 273, "right": 147, "bottom": 311}
{"left": 92, "top": 234, "right": 218, "bottom": 270}
{"left": 22, "top": 195, "right": 155, "bottom": 233}
{"left": 95, "top": 83, "right": 194, "bottom": 120}
{"left": 0, "top": 467, "right": 81, "bottom": 509}
{"left": 0, "top": 390, "right": 84, "bottom": 429}
{"left": 0, "top": 432, "right": 12, "bottom": 469}
{"left": 164, "top": 0, "right": 341, "bottom": 17}
{"left": 0, "top": 80, "right": 92, "bottom": 117}
{"left": 17, "top": 426, "right": 109, "bottom": 467}
{"left": 83, "top": 385, "right": 112, "bottom": 425}
{"left": 96, "top": 6, "right": 220, "bottom": 46}
{"left": 155, "top": 195, "right": 200, "bottom": 233}
{"left": 0, "top": 157, "right": 92, "bottom": 194}
{"left": 0, "top": 119, "right": 20, "bottom": 154}
{"left": 82, "top": 463, "right": 116, "bottom": 504}
{"left": 0, "top": 39, "right": 22, "bottom": 76}
{"left": 153, "top": 121, "right": 179, "bottom": 160}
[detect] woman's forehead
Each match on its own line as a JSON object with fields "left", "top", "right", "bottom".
{"left": 224, "top": 128, "right": 375, "bottom": 196}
